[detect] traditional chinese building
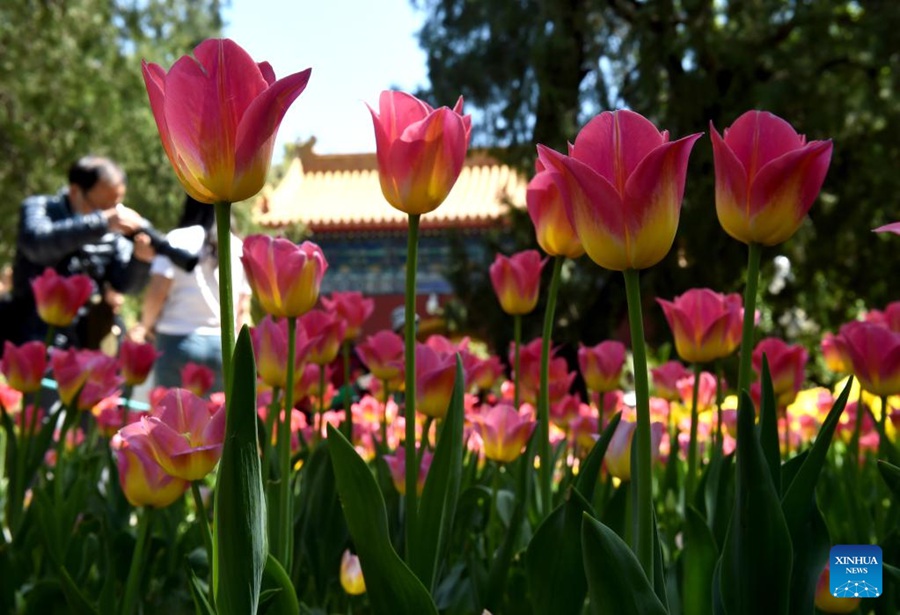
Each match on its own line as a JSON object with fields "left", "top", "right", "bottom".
{"left": 253, "top": 142, "right": 528, "bottom": 335}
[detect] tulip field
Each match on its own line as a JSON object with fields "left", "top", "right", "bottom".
{"left": 1, "top": 37, "right": 900, "bottom": 615}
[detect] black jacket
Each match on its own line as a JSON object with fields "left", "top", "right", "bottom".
{"left": 7, "top": 191, "right": 150, "bottom": 346}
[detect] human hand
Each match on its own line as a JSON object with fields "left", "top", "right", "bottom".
{"left": 132, "top": 232, "right": 155, "bottom": 262}
{"left": 104, "top": 204, "right": 146, "bottom": 235}
{"left": 128, "top": 323, "right": 148, "bottom": 344}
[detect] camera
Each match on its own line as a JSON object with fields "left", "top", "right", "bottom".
{"left": 135, "top": 223, "right": 200, "bottom": 272}
{"left": 116, "top": 205, "right": 199, "bottom": 272}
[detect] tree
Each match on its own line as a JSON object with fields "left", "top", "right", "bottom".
{"left": 0, "top": 0, "right": 223, "bottom": 265}
{"left": 416, "top": 0, "right": 900, "bottom": 370}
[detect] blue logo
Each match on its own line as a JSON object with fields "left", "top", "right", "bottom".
{"left": 829, "top": 545, "right": 882, "bottom": 598}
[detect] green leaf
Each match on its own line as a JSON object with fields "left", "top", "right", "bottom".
{"left": 259, "top": 553, "right": 300, "bottom": 615}
{"left": 484, "top": 433, "right": 536, "bottom": 612}
{"left": 702, "top": 452, "right": 734, "bottom": 548}
{"left": 327, "top": 424, "right": 437, "bottom": 615}
{"left": 575, "top": 411, "right": 622, "bottom": 502}
{"left": 785, "top": 500, "right": 829, "bottom": 615}
{"left": 719, "top": 392, "right": 792, "bottom": 615}
{"left": 525, "top": 487, "right": 593, "bottom": 615}
{"left": 581, "top": 513, "right": 667, "bottom": 615}
{"left": 781, "top": 377, "right": 851, "bottom": 507}
{"left": 187, "top": 565, "right": 216, "bottom": 615}
{"left": 779, "top": 375, "right": 851, "bottom": 612}
{"left": 878, "top": 460, "right": 900, "bottom": 499}
{"left": 411, "top": 355, "right": 465, "bottom": 592}
{"left": 295, "top": 441, "right": 348, "bottom": 600}
{"left": 682, "top": 506, "right": 717, "bottom": 615}
{"left": 214, "top": 326, "right": 267, "bottom": 614}
{"left": 757, "top": 356, "right": 781, "bottom": 493}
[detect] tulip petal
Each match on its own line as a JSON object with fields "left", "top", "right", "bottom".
{"left": 623, "top": 133, "right": 702, "bottom": 269}
{"left": 384, "top": 108, "right": 469, "bottom": 214}
{"left": 538, "top": 145, "right": 629, "bottom": 270}
{"left": 722, "top": 110, "right": 806, "bottom": 176}
{"left": 747, "top": 140, "right": 833, "bottom": 245}
{"left": 163, "top": 39, "right": 269, "bottom": 200}
{"left": 233, "top": 68, "right": 312, "bottom": 201}
{"left": 874, "top": 221, "right": 900, "bottom": 235}
{"left": 573, "top": 110, "right": 666, "bottom": 191}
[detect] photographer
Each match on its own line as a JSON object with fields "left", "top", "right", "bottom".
{"left": 129, "top": 195, "right": 251, "bottom": 393}
{"left": 7, "top": 155, "right": 155, "bottom": 348}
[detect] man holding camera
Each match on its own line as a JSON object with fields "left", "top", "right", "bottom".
{"left": 7, "top": 155, "right": 155, "bottom": 348}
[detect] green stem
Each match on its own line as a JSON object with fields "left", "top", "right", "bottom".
{"left": 342, "top": 341, "right": 353, "bottom": 440}
{"left": 214, "top": 201, "right": 235, "bottom": 394}
{"left": 622, "top": 268, "right": 653, "bottom": 581}
{"left": 191, "top": 481, "right": 214, "bottom": 597}
{"left": 121, "top": 507, "right": 153, "bottom": 615}
{"left": 715, "top": 361, "right": 725, "bottom": 456}
{"left": 318, "top": 363, "right": 327, "bottom": 415}
{"left": 274, "top": 317, "right": 297, "bottom": 571}
{"left": 686, "top": 362, "right": 702, "bottom": 503}
{"left": 263, "top": 387, "right": 281, "bottom": 471}
{"left": 850, "top": 386, "right": 864, "bottom": 465}
{"left": 736, "top": 242, "right": 762, "bottom": 397}
{"left": 404, "top": 213, "right": 420, "bottom": 562}
{"left": 513, "top": 314, "right": 522, "bottom": 410}
{"left": 538, "top": 256, "right": 564, "bottom": 516}
{"left": 381, "top": 379, "right": 390, "bottom": 447}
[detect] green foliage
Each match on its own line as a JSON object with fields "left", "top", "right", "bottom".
{"left": 214, "top": 326, "right": 267, "bottom": 613}
{"left": 417, "top": 0, "right": 900, "bottom": 361}
{"left": 581, "top": 513, "right": 668, "bottom": 615}
{"left": 327, "top": 424, "right": 438, "bottom": 615}
{"left": 0, "top": 0, "right": 223, "bottom": 265}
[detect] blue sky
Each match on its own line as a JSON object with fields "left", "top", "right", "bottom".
{"left": 223, "top": 1, "right": 430, "bottom": 157}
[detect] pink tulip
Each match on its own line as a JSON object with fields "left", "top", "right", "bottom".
{"left": 711, "top": 110, "right": 832, "bottom": 246}
{"left": 299, "top": 309, "right": 347, "bottom": 366}
{"left": 676, "top": 371, "right": 720, "bottom": 411}
{"left": 884, "top": 301, "right": 900, "bottom": 333}
{"left": 549, "top": 394, "right": 584, "bottom": 429}
{"left": 658, "top": 288, "right": 744, "bottom": 364}
{"left": 834, "top": 321, "right": 900, "bottom": 396}
{"left": 489, "top": 250, "right": 545, "bottom": 315}
{"left": 415, "top": 343, "right": 457, "bottom": 419}
{"left": 242, "top": 235, "right": 328, "bottom": 319}
{"left": 250, "top": 315, "right": 310, "bottom": 389}
{"left": 752, "top": 337, "right": 808, "bottom": 407}
{"left": 465, "top": 354, "right": 504, "bottom": 393}
{"left": 180, "top": 362, "right": 215, "bottom": 397}
{"left": 321, "top": 292, "right": 375, "bottom": 341}
{"left": 814, "top": 563, "right": 860, "bottom": 613}
{"left": 536, "top": 110, "right": 701, "bottom": 271}
{"left": 93, "top": 398, "right": 147, "bottom": 439}
{"left": 2, "top": 341, "right": 47, "bottom": 393}
{"left": 31, "top": 268, "right": 93, "bottom": 328}
{"left": 340, "top": 550, "right": 366, "bottom": 596}
{"left": 578, "top": 341, "right": 627, "bottom": 393}
{"left": 821, "top": 332, "right": 850, "bottom": 374}
{"left": 142, "top": 38, "right": 311, "bottom": 204}
{"left": 111, "top": 424, "right": 189, "bottom": 508}
{"left": 526, "top": 166, "right": 584, "bottom": 258}
{"left": 605, "top": 419, "right": 665, "bottom": 481}
{"left": 119, "top": 339, "right": 160, "bottom": 386}
{"left": 875, "top": 221, "right": 900, "bottom": 235}
{"left": 383, "top": 445, "right": 432, "bottom": 495}
{"left": 368, "top": 91, "right": 471, "bottom": 215}
{"left": 142, "top": 388, "right": 226, "bottom": 481}
{"left": 470, "top": 403, "right": 537, "bottom": 463}
{"left": 357, "top": 330, "right": 405, "bottom": 381}
{"left": 0, "top": 383, "right": 23, "bottom": 414}
{"left": 50, "top": 348, "right": 122, "bottom": 411}
{"left": 513, "top": 338, "right": 575, "bottom": 405}
{"left": 651, "top": 360, "right": 692, "bottom": 401}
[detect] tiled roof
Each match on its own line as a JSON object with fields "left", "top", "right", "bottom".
{"left": 254, "top": 148, "right": 527, "bottom": 232}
